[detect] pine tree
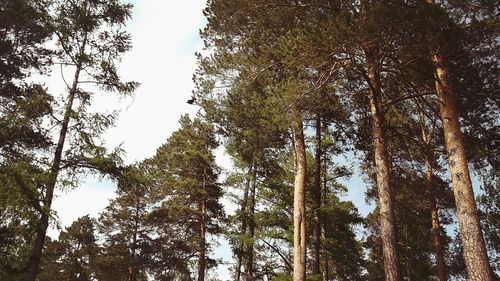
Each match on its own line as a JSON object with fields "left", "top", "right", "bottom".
{"left": 25, "top": 1, "right": 138, "bottom": 279}
{"left": 0, "top": 1, "right": 53, "bottom": 279}
{"left": 97, "top": 165, "right": 153, "bottom": 281}
{"left": 151, "top": 115, "right": 225, "bottom": 281}
{"left": 421, "top": 1, "right": 493, "bottom": 279}
{"left": 38, "top": 216, "right": 99, "bottom": 281}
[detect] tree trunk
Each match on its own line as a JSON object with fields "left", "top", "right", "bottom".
{"left": 430, "top": 52, "right": 492, "bottom": 281}
{"left": 322, "top": 157, "right": 330, "bottom": 281}
{"left": 198, "top": 169, "right": 207, "bottom": 281}
{"left": 236, "top": 165, "right": 252, "bottom": 281}
{"left": 244, "top": 163, "right": 257, "bottom": 281}
{"left": 423, "top": 2, "right": 492, "bottom": 280}
{"left": 313, "top": 115, "right": 322, "bottom": 276}
{"left": 128, "top": 192, "right": 140, "bottom": 281}
{"left": 25, "top": 61, "right": 83, "bottom": 281}
{"left": 363, "top": 42, "right": 401, "bottom": 281}
{"left": 427, "top": 158, "right": 447, "bottom": 281}
{"left": 292, "top": 109, "right": 307, "bottom": 281}
{"left": 419, "top": 116, "right": 447, "bottom": 281}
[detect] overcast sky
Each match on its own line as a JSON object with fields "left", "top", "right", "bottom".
{"left": 48, "top": 1, "right": 373, "bottom": 280}
{"left": 50, "top": 0, "right": 208, "bottom": 228}
{"left": 49, "top": 0, "right": 235, "bottom": 279}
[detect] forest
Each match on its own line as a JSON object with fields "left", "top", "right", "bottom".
{"left": 0, "top": 0, "right": 498, "bottom": 281}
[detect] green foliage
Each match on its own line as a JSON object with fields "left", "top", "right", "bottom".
{"left": 1, "top": 0, "right": 498, "bottom": 280}
{"left": 97, "top": 165, "right": 153, "bottom": 281}
{"left": 39, "top": 216, "right": 99, "bottom": 281}
{"left": 148, "top": 115, "right": 225, "bottom": 279}
{"left": 364, "top": 171, "right": 455, "bottom": 281}
{"left": 0, "top": 1, "right": 54, "bottom": 278}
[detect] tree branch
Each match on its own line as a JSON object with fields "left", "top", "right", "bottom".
{"left": 260, "top": 239, "right": 293, "bottom": 271}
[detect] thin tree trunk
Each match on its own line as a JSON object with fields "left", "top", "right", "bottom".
{"left": 236, "top": 165, "right": 252, "bottom": 281}
{"left": 322, "top": 154, "right": 329, "bottom": 281}
{"left": 128, "top": 191, "right": 140, "bottom": 281}
{"left": 292, "top": 109, "right": 307, "bottom": 281}
{"left": 363, "top": 42, "right": 401, "bottom": 281}
{"left": 198, "top": 169, "right": 207, "bottom": 281}
{"left": 419, "top": 115, "right": 447, "bottom": 281}
{"left": 427, "top": 158, "right": 447, "bottom": 281}
{"left": 313, "top": 115, "right": 322, "bottom": 276}
{"left": 244, "top": 162, "right": 257, "bottom": 281}
{"left": 404, "top": 226, "right": 413, "bottom": 281}
{"left": 25, "top": 57, "right": 84, "bottom": 281}
{"left": 423, "top": 2, "right": 492, "bottom": 279}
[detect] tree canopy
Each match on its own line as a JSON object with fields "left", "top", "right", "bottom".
{"left": 0, "top": 1, "right": 498, "bottom": 281}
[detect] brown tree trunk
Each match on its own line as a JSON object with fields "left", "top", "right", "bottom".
{"left": 236, "top": 166, "right": 252, "bottom": 281}
{"left": 128, "top": 192, "right": 140, "bottom": 281}
{"left": 430, "top": 52, "right": 492, "bottom": 281}
{"left": 25, "top": 60, "right": 84, "bottom": 281}
{"left": 198, "top": 170, "right": 207, "bottom": 281}
{"left": 292, "top": 109, "right": 307, "bottom": 281}
{"left": 423, "top": 2, "right": 492, "bottom": 279}
{"left": 427, "top": 158, "right": 447, "bottom": 281}
{"left": 322, "top": 158, "right": 329, "bottom": 281}
{"left": 312, "top": 115, "right": 322, "bottom": 276}
{"left": 363, "top": 42, "right": 401, "bottom": 281}
{"left": 419, "top": 116, "right": 447, "bottom": 281}
{"left": 244, "top": 164, "right": 257, "bottom": 281}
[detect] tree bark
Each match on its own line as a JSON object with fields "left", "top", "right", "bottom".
{"left": 419, "top": 116, "right": 447, "bottom": 281}
{"left": 244, "top": 163, "right": 257, "bottom": 281}
{"left": 430, "top": 52, "right": 492, "bottom": 281}
{"left": 198, "top": 169, "right": 207, "bottom": 281}
{"left": 292, "top": 109, "right": 307, "bottom": 281}
{"left": 312, "top": 115, "right": 322, "bottom": 276}
{"left": 322, "top": 157, "right": 329, "bottom": 281}
{"left": 235, "top": 165, "right": 252, "bottom": 281}
{"left": 363, "top": 42, "right": 401, "bottom": 281}
{"left": 423, "top": 2, "right": 493, "bottom": 280}
{"left": 25, "top": 59, "right": 84, "bottom": 281}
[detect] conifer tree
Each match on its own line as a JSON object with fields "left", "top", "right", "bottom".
{"left": 25, "top": 1, "right": 137, "bottom": 280}
{"left": 38, "top": 216, "right": 99, "bottom": 281}
{"left": 421, "top": 1, "right": 493, "bottom": 279}
{"left": 97, "top": 165, "right": 153, "bottom": 281}
{"left": 0, "top": 1, "right": 53, "bottom": 278}
{"left": 152, "top": 115, "right": 224, "bottom": 281}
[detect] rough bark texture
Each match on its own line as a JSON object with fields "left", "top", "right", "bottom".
{"left": 292, "top": 109, "right": 307, "bottom": 281}
{"left": 364, "top": 42, "right": 401, "bottom": 281}
{"left": 423, "top": 1, "right": 492, "bottom": 280}
{"left": 25, "top": 62, "right": 83, "bottom": 281}
{"left": 312, "top": 115, "right": 322, "bottom": 276}
{"left": 431, "top": 52, "right": 492, "bottom": 281}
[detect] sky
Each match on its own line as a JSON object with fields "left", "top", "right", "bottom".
{"left": 48, "top": 0, "right": 236, "bottom": 279}
{"left": 47, "top": 1, "right": 372, "bottom": 280}
{"left": 50, "top": 0, "right": 209, "bottom": 228}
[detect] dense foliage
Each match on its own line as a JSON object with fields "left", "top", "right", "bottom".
{"left": 0, "top": 0, "right": 498, "bottom": 281}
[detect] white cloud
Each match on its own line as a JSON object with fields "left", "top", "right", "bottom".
{"left": 104, "top": 0, "right": 208, "bottom": 163}
{"left": 50, "top": 2, "right": 233, "bottom": 279}
{"left": 48, "top": 176, "right": 115, "bottom": 239}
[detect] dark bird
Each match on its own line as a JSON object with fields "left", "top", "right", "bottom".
{"left": 187, "top": 96, "right": 196, "bottom": 104}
